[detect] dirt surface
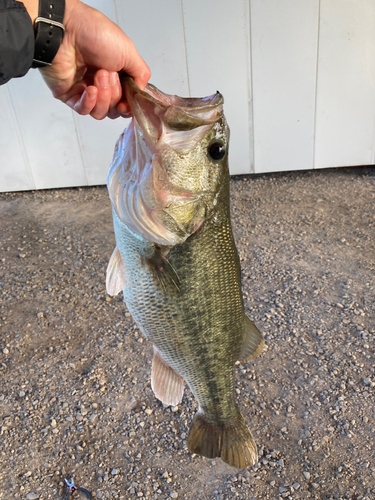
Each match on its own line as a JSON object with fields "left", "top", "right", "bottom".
{"left": 0, "top": 167, "right": 374, "bottom": 500}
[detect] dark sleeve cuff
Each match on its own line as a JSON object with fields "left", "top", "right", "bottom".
{"left": 0, "top": 1, "right": 34, "bottom": 85}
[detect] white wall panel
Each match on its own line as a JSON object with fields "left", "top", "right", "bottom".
{"left": 0, "top": 85, "right": 34, "bottom": 192}
{"left": 182, "top": 0, "right": 253, "bottom": 175}
{"left": 2, "top": 1, "right": 375, "bottom": 193}
{"left": 250, "top": 0, "right": 319, "bottom": 173}
{"left": 314, "top": 0, "right": 375, "bottom": 168}
{"left": 74, "top": 115, "right": 127, "bottom": 186}
{"left": 7, "top": 71, "right": 86, "bottom": 190}
{"left": 114, "top": 0, "right": 190, "bottom": 96}
{"left": 87, "top": 0, "right": 117, "bottom": 22}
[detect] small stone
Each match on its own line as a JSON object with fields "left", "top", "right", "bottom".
{"left": 111, "top": 469, "right": 119, "bottom": 475}
{"left": 303, "top": 472, "right": 310, "bottom": 480}
{"left": 51, "top": 419, "right": 57, "bottom": 428}
{"left": 170, "top": 492, "right": 178, "bottom": 499}
{"left": 292, "top": 483, "right": 300, "bottom": 490}
{"left": 37, "top": 312, "right": 44, "bottom": 319}
{"left": 18, "top": 390, "right": 25, "bottom": 397}
{"left": 25, "top": 471, "right": 32, "bottom": 478}
{"left": 270, "top": 481, "right": 276, "bottom": 486}
{"left": 312, "top": 483, "right": 319, "bottom": 489}
{"left": 26, "top": 494, "right": 39, "bottom": 500}
{"left": 363, "top": 378, "right": 371, "bottom": 386}
{"left": 145, "top": 409, "right": 153, "bottom": 415}
{"left": 2, "top": 348, "right": 9, "bottom": 355}
{"left": 278, "top": 459, "right": 284, "bottom": 467}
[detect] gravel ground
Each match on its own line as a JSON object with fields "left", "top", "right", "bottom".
{"left": 0, "top": 167, "right": 374, "bottom": 500}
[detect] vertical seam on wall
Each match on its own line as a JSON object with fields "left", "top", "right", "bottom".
{"left": 113, "top": 0, "right": 119, "bottom": 25}
{"left": 312, "top": 0, "right": 321, "bottom": 169}
{"left": 7, "top": 84, "right": 36, "bottom": 190}
{"left": 247, "top": 0, "right": 255, "bottom": 174}
{"left": 72, "top": 112, "right": 89, "bottom": 186}
{"left": 180, "top": 0, "right": 191, "bottom": 97}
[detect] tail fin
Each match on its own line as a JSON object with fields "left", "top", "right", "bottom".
{"left": 187, "top": 411, "right": 257, "bottom": 469}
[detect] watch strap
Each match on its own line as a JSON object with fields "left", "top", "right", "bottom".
{"left": 32, "top": 0, "right": 66, "bottom": 68}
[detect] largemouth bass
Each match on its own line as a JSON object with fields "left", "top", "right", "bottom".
{"left": 106, "top": 76, "right": 264, "bottom": 469}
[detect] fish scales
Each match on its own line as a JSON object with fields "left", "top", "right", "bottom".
{"left": 114, "top": 177, "right": 241, "bottom": 421}
{"left": 107, "top": 76, "right": 264, "bottom": 469}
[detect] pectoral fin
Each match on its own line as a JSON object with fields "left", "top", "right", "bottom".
{"left": 151, "top": 348, "right": 185, "bottom": 406}
{"left": 238, "top": 316, "right": 264, "bottom": 362}
{"left": 143, "top": 248, "right": 181, "bottom": 292}
{"left": 106, "top": 246, "right": 127, "bottom": 296}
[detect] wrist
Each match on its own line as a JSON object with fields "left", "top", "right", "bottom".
{"left": 22, "top": 0, "right": 38, "bottom": 25}
{"left": 63, "top": 0, "right": 80, "bottom": 26}
{"left": 23, "top": 0, "right": 79, "bottom": 25}
{"left": 31, "top": 0, "right": 67, "bottom": 68}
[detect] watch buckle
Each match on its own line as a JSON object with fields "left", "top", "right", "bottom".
{"left": 34, "top": 17, "right": 66, "bottom": 32}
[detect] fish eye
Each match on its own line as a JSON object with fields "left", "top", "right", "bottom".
{"left": 208, "top": 142, "right": 226, "bottom": 161}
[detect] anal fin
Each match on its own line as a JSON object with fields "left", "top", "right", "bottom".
{"left": 106, "top": 246, "right": 127, "bottom": 296}
{"left": 238, "top": 315, "right": 264, "bottom": 363}
{"left": 151, "top": 348, "right": 184, "bottom": 406}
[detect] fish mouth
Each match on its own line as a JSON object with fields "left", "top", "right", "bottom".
{"left": 121, "top": 75, "right": 224, "bottom": 148}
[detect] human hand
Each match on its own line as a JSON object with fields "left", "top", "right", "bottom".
{"left": 38, "top": 0, "right": 151, "bottom": 119}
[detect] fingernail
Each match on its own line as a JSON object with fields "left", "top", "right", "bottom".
{"left": 109, "top": 72, "right": 118, "bottom": 85}
{"left": 98, "top": 73, "right": 109, "bottom": 88}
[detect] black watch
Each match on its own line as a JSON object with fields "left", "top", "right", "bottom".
{"left": 32, "top": 0, "right": 66, "bottom": 68}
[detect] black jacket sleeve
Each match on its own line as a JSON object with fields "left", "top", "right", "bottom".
{"left": 0, "top": 0, "right": 34, "bottom": 85}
